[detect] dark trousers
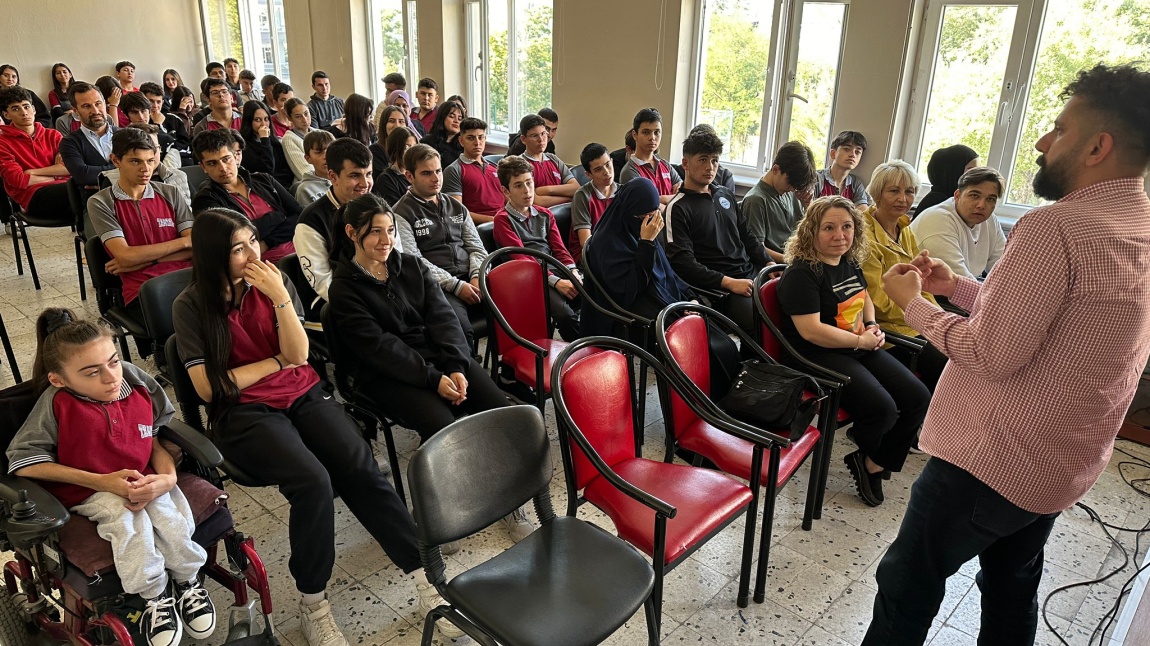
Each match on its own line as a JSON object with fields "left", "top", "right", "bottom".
{"left": 717, "top": 292, "right": 755, "bottom": 335}
{"left": 800, "top": 349, "right": 930, "bottom": 471}
{"left": 444, "top": 291, "right": 476, "bottom": 349}
{"left": 25, "top": 182, "right": 71, "bottom": 219}
{"left": 214, "top": 384, "right": 420, "bottom": 593}
{"left": 888, "top": 338, "right": 949, "bottom": 392}
{"left": 359, "top": 358, "right": 508, "bottom": 442}
{"left": 863, "top": 458, "right": 1060, "bottom": 645}
{"left": 548, "top": 285, "right": 580, "bottom": 342}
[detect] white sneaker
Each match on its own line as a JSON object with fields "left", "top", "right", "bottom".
{"left": 416, "top": 582, "right": 465, "bottom": 639}
{"left": 299, "top": 598, "right": 349, "bottom": 646}
{"left": 441, "top": 539, "right": 461, "bottom": 555}
{"left": 502, "top": 507, "right": 535, "bottom": 543}
{"left": 142, "top": 593, "right": 182, "bottom": 646}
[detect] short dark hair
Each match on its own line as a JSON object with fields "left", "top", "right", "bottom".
{"left": 119, "top": 92, "right": 151, "bottom": 115}
{"left": 303, "top": 129, "right": 335, "bottom": 154}
{"left": 202, "top": 77, "right": 228, "bottom": 94}
{"left": 112, "top": 126, "right": 158, "bottom": 159}
{"left": 682, "top": 129, "right": 724, "bottom": 157}
{"left": 772, "top": 141, "right": 817, "bottom": 192}
{"left": 458, "top": 117, "right": 487, "bottom": 133}
{"left": 66, "top": 82, "right": 97, "bottom": 107}
{"left": 497, "top": 156, "right": 533, "bottom": 189}
{"left": 538, "top": 107, "right": 558, "bottom": 123}
{"left": 957, "top": 166, "right": 1005, "bottom": 195}
{"left": 417, "top": 77, "right": 438, "bottom": 91}
{"left": 260, "top": 75, "right": 281, "bottom": 90}
{"left": 224, "top": 58, "right": 239, "bottom": 66}
{"left": 1062, "top": 63, "right": 1150, "bottom": 170}
{"left": 403, "top": 143, "right": 440, "bottom": 174}
{"left": 311, "top": 70, "right": 328, "bottom": 85}
{"left": 632, "top": 107, "right": 661, "bottom": 133}
{"left": 271, "top": 82, "right": 294, "bottom": 102}
{"left": 115, "top": 61, "right": 134, "bottom": 72}
{"left": 830, "top": 130, "right": 868, "bottom": 151}
{"left": 519, "top": 113, "right": 545, "bottom": 136}
{"left": 0, "top": 86, "right": 32, "bottom": 111}
{"left": 580, "top": 143, "right": 609, "bottom": 171}
{"left": 382, "top": 72, "right": 406, "bottom": 88}
{"left": 192, "top": 129, "right": 237, "bottom": 161}
{"left": 624, "top": 130, "right": 635, "bottom": 149}
{"left": 126, "top": 122, "right": 159, "bottom": 136}
{"left": 239, "top": 69, "right": 256, "bottom": 81}
{"left": 326, "top": 138, "right": 372, "bottom": 175}
{"left": 139, "top": 82, "right": 164, "bottom": 98}
{"left": 206, "top": 61, "right": 224, "bottom": 75}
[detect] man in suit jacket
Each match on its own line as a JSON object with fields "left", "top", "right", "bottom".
{"left": 59, "top": 82, "right": 117, "bottom": 194}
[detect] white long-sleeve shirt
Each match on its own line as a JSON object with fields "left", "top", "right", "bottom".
{"left": 910, "top": 197, "right": 1006, "bottom": 280}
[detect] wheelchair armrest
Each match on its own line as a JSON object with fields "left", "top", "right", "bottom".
{"left": 159, "top": 419, "right": 224, "bottom": 469}
{"left": 0, "top": 475, "right": 70, "bottom": 538}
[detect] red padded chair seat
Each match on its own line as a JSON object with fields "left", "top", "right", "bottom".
{"left": 503, "top": 341, "right": 597, "bottom": 393}
{"left": 583, "top": 459, "right": 752, "bottom": 565}
{"left": 678, "top": 420, "right": 821, "bottom": 487}
{"left": 58, "top": 473, "right": 227, "bottom": 576}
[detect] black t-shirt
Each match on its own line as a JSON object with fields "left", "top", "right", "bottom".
{"left": 776, "top": 259, "right": 868, "bottom": 355}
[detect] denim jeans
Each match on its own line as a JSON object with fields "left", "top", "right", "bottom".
{"left": 863, "top": 458, "right": 1060, "bottom": 645}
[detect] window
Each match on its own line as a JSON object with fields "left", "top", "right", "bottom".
{"left": 200, "top": 0, "right": 289, "bottom": 83}
{"left": 467, "top": 0, "right": 554, "bottom": 138}
{"left": 202, "top": 0, "right": 245, "bottom": 65}
{"left": 366, "top": 0, "right": 419, "bottom": 102}
{"left": 780, "top": 2, "right": 848, "bottom": 153}
{"left": 903, "top": 0, "right": 1150, "bottom": 214}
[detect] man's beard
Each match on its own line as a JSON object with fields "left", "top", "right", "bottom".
{"left": 1032, "top": 153, "right": 1072, "bottom": 201}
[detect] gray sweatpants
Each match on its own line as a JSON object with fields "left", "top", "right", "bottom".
{"left": 71, "top": 487, "right": 207, "bottom": 599}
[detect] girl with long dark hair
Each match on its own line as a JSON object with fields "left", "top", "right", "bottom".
{"left": 239, "top": 100, "right": 294, "bottom": 187}
{"left": 167, "top": 86, "right": 197, "bottom": 135}
{"left": 324, "top": 93, "right": 374, "bottom": 146}
{"left": 372, "top": 126, "right": 417, "bottom": 204}
{"left": 419, "top": 100, "right": 464, "bottom": 167}
{"left": 47, "top": 63, "right": 73, "bottom": 117}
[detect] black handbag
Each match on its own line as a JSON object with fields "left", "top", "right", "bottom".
{"left": 717, "top": 360, "right": 821, "bottom": 441}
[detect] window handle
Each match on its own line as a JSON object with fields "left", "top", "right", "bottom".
{"left": 788, "top": 93, "right": 809, "bottom": 104}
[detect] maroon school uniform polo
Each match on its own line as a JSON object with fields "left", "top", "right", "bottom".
{"left": 458, "top": 158, "right": 504, "bottom": 215}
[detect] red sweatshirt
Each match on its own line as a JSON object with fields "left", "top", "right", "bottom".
{"left": 0, "top": 123, "right": 67, "bottom": 210}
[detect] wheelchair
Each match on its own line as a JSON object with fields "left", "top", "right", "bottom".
{"left": 0, "top": 379, "right": 279, "bottom": 646}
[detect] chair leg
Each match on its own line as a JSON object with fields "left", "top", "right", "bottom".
{"left": 10, "top": 224, "right": 22, "bottom": 276}
{"left": 74, "top": 236, "right": 87, "bottom": 301}
{"left": 0, "top": 313, "right": 21, "bottom": 383}
{"left": 634, "top": 360, "right": 648, "bottom": 454}
{"left": 801, "top": 437, "right": 824, "bottom": 532}
{"left": 753, "top": 466, "right": 781, "bottom": 603}
{"left": 419, "top": 610, "right": 438, "bottom": 646}
{"left": 18, "top": 221, "right": 40, "bottom": 290}
{"left": 643, "top": 595, "right": 660, "bottom": 646}
{"left": 380, "top": 418, "right": 406, "bottom": 505}
{"left": 117, "top": 331, "right": 134, "bottom": 364}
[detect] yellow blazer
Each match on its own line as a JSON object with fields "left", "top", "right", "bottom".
{"left": 861, "top": 205, "right": 938, "bottom": 337}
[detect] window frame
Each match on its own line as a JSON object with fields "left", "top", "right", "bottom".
{"left": 199, "top": 0, "right": 291, "bottom": 83}
{"left": 364, "top": 0, "right": 420, "bottom": 105}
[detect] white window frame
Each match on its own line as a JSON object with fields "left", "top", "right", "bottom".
{"left": 200, "top": 0, "right": 290, "bottom": 83}
{"left": 364, "top": 0, "right": 420, "bottom": 103}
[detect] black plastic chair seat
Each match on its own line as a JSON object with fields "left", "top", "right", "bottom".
{"left": 105, "top": 307, "right": 148, "bottom": 339}
{"left": 17, "top": 210, "right": 73, "bottom": 228}
{"left": 446, "top": 516, "right": 654, "bottom": 646}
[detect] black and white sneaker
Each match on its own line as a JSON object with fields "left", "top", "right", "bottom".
{"left": 142, "top": 593, "right": 182, "bottom": 646}
{"left": 174, "top": 578, "right": 217, "bottom": 639}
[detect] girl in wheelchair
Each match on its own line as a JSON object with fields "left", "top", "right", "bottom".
{"left": 6, "top": 308, "right": 216, "bottom": 646}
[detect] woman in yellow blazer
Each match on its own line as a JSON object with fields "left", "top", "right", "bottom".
{"left": 861, "top": 160, "right": 947, "bottom": 391}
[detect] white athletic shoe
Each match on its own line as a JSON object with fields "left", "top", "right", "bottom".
{"left": 416, "top": 582, "right": 465, "bottom": 639}
{"left": 502, "top": 506, "right": 535, "bottom": 543}
{"left": 299, "top": 598, "right": 350, "bottom": 646}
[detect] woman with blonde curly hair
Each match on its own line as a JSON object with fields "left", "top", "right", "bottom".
{"left": 777, "top": 196, "right": 930, "bottom": 507}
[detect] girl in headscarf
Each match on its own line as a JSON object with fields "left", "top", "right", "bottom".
{"left": 581, "top": 177, "right": 694, "bottom": 338}
{"left": 914, "top": 144, "right": 979, "bottom": 215}
{"left": 382, "top": 89, "right": 423, "bottom": 136}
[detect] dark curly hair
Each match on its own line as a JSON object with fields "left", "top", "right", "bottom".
{"left": 1061, "top": 63, "right": 1150, "bottom": 169}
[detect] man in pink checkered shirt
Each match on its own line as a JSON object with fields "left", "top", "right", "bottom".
{"left": 863, "top": 64, "right": 1150, "bottom": 645}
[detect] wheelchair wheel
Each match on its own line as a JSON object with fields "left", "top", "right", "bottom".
{"left": 0, "top": 592, "right": 35, "bottom": 646}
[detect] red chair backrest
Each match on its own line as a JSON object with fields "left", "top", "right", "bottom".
{"left": 559, "top": 350, "right": 638, "bottom": 490}
{"left": 486, "top": 258, "right": 550, "bottom": 354}
{"left": 663, "top": 315, "right": 710, "bottom": 440}
{"left": 758, "top": 278, "right": 785, "bottom": 360}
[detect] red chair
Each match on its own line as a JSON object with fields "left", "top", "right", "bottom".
{"left": 479, "top": 246, "right": 629, "bottom": 413}
{"left": 655, "top": 303, "right": 827, "bottom": 604}
{"left": 552, "top": 336, "right": 778, "bottom": 634}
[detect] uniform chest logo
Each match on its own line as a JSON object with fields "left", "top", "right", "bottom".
{"left": 718, "top": 197, "right": 731, "bottom": 209}
{"left": 137, "top": 424, "right": 152, "bottom": 439}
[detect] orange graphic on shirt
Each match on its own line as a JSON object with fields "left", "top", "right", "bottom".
{"left": 835, "top": 290, "right": 866, "bottom": 334}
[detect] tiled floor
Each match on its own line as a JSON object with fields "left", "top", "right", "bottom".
{"left": 1, "top": 226, "right": 1148, "bottom": 645}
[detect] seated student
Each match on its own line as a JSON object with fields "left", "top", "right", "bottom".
{"left": 493, "top": 155, "right": 581, "bottom": 341}
{"left": 671, "top": 124, "right": 736, "bottom": 193}
{"left": 306, "top": 71, "right": 344, "bottom": 130}
{"left": 418, "top": 100, "right": 464, "bottom": 168}
{"left": 266, "top": 83, "right": 295, "bottom": 139}
{"left": 444, "top": 95, "right": 467, "bottom": 116}
{"left": 910, "top": 165, "right": 1007, "bottom": 281}
{"left": 191, "top": 129, "right": 300, "bottom": 264}
{"left": 173, "top": 208, "right": 460, "bottom": 645}
{"left": 167, "top": 87, "right": 197, "bottom": 138}
{"left": 199, "top": 62, "right": 239, "bottom": 109}
{"left": 392, "top": 144, "right": 487, "bottom": 346}
{"left": 140, "top": 83, "right": 191, "bottom": 154}
{"left": 100, "top": 124, "right": 193, "bottom": 210}
{"left": 369, "top": 105, "right": 410, "bottom": 171}
{"left": 915, "top": 144, "right": 980, "bottom": 215}
{"left": 816, "top": 130, "right": 870, "bottom": 206}
{"left": 293, "top": 130, "right": 335, "bottom": 207}
{"left": 582, "top": 178, "right": 693, "bottom": 338}
{"left": 120, "top": 93, "right": 182, "bottom": 173}
{"left": 860, "top": 160, "right": 947, "bottom": 391}
{"left": 237, "top": 70, "right": 261, "bottom": 104}
{"left": 619, "top": 107, "right": 682, "bottom": 204}
{"left": 0, "top": 65, "right": 51, "bottom": 127}
{"left": 54, "top": 111, "right": 81, "bottom": 137}
{"left": 11, "top": 308, "right": 216, "bottom": 646}
{"left": 569, "top": 142, "right": 618, "bottom": 263}
{"left": 60, "top": 82, "right": 117, "bottom": 194}
{"left": 380, "top": 89, "right": 423, "bottom": 136}
{"left": 382, "top": 72, "right": 406, "bottom": 95}
{"left": 0, "top": 87, "right": 71, "bottom": 221}
{"left": 281, "top": 98, "right": 316, "bottom": 183}
{"left": 609, "top": 129, "right": 634, "bottom": 183}
{"left": 47, "top": 63, "right": 73, "bottom": 121}
{"left": 93, "top": 75, "right": 129, "bottom": 128}
{"left": 223, "top": 58, "right": 241, "bottom": 93}
{"left": 412, "top": 78, "right": 439, "bottom": 134}
{"left": 190, "top": 79, "right": 241, "bottom": 137}
{"left": 372, "top": 126, "right": 416, "bottom": 205}
{"left": 506, "top": 106, "right": 558, "bottom": 156}
{"left": 238, "top": 101, "right": 294, "bottom": 188}
{"left": 162, "top": 69, "right": 184, "bottom": 112}
{"left": 325, "top": 94, "right": 375, "bottom": 147}
{"left": 259, "top": 75, "right": 281, "bottom": 106}
{"left": 442, "top": 116, "right": 502, "bottom": 224}
{"left": 743, "top": 141, "right": 817, "bottom": 263}
{"left": 777, "top": 196, "right": 930, "bottom": 506}
{"left": 88, "top": 128, "right": 192, "bottom": 312}
{"left": 295, "top": 138, "right": 378, "bottom": 318}
{"left": 663, "top": 127, "right": 766, "bottom": 332}
{"left": 518, "top": 113, "right": 579, "bottom": 208}
{"left": 115, "top": 61, "right": 139, "bottom": 94}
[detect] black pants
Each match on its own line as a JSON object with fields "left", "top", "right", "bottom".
{"left": 444, "top": 291, "right": 477, "bottom": 349}
{"left": 548, "top": 285, "right": 580, "bottom": 342}
{"left": 887, "top": 337, "right": 949, "bottom": 392}
{"left": 863, "top": 458, "right": 1060, "bottom": 645}
{"left": 213, "top": 384, "right": 419, "bottom": 593}
{"left": 718, "top": 293, "right": 755, "bottom": 335}
{"left": 25, "top": 182, "right": 71, "bottom": 219}
{"left": 797, "top": 349, "right": 930, "bottom": 472}
{"left": 358, "top": 358, "right": 508, "bottom": 442}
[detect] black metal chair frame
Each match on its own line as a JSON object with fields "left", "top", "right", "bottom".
{"left": 0, "top": 309, "right": 20, "bottom": 383}
{"left": 83, "top": 237, "right": 150, "bottom": 364}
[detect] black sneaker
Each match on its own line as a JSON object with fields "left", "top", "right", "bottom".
{"left": 843, "top": 450, "right": 883, "bottom": 507}
{"left": 174, "top": 578, "right": 216, "bottom": 639}
{"left": 142, "top": 593, "right": 182, "bottom": 646}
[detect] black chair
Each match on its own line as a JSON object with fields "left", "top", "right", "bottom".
{"left": 0, "top": 308, "right": 21, "bottom": 383}
{"left": 83, "top": 237, "right": 150, "bottom": 363}
{"left": 408, "top": 405, "right": 658, "bottom": 646}
{"left": 8, "top": 189, "right": 78, "bottom": 293}
{"left": 181, "top": 164, "right": 209, "bottom": 195}
{"left": 482, "top": 154, "right": 504, "bottom": 165}
{"left": 137, "top": 268, "right": 193, "bottom": 380}
{"left": 65, "top": 180, "right": 88, "bottom": 301}
{"left": 551, "top": 202, "right": 572, "bottom": 246}
{"left": 570, "top": 164, "right": 589, "bottom": 187}
{"left": 276, "top": 254, "right": 328, "bottom": 359}
{"left": 476, "top": 221, "right": 497, "bottom": 254}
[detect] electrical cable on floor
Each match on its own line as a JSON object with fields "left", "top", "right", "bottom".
{"left": 1038, "top": 440, "right": 1150, "bottom": 645}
